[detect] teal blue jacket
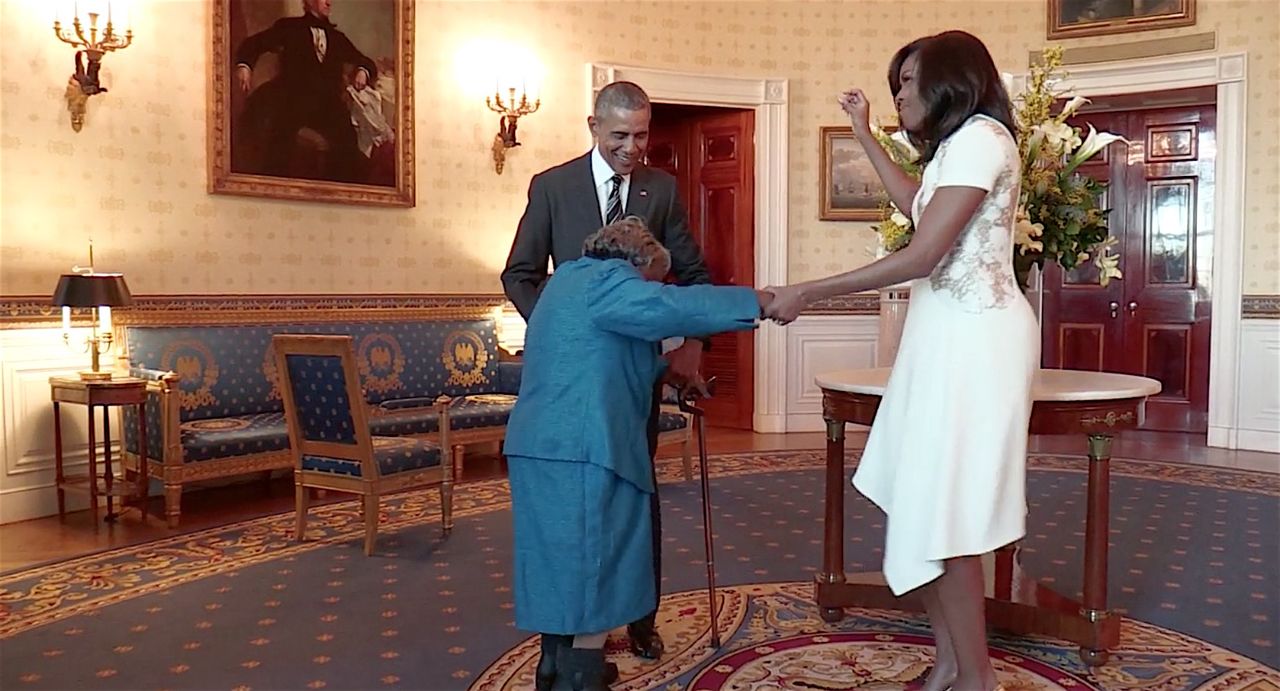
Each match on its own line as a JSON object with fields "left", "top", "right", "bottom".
{"left": 504, "top": 257, "right": 761, "bottom": 492}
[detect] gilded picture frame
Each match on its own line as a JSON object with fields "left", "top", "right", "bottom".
{"left": 209, "top": 0, "right": 415, "bottom": 207}
{"left": 819, "top": 126, "right": 883, "bottom": 222}
{"left": 1048, "top": 0, "right": 1195, "bottom": 39}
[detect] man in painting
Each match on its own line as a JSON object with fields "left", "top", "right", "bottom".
{"left": 233, "top": 0, "right": 377, "bottom": 183}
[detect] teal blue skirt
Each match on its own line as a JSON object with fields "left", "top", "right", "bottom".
{"left": 507, "top": 455, "right": 655, "bottom": 634}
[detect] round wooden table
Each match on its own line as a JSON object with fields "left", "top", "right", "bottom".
{"left": 815, "top": 368, "right": 1161, "bottom": 665}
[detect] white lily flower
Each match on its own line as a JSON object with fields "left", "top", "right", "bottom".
{"left": 1035, "top": 121, "right": 1080, "bottom": 152}
{"left": 890, "top": 209, "right": 911, "bottom": 228}
{"left": 1092, "top": 236, "right": 1124, "bottom": 287}
{"left": 889, "top": 129, "right": 919, "bottom": 161}
{"left": 1059, "top": 95, "right": 1090, "bottom": 119}
{"left": 1067, "top": 124, "right": 1126, "bottom": 173}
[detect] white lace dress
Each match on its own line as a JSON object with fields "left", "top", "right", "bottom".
{"left": 852, "top": 114, "right": 1040, "bottom": 596}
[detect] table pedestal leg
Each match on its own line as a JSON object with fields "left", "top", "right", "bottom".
{"left": 103, "top": 406, "right": 117, "bottom": 522}
{"left": 87, "top": 405, "right": 100, "bottom": 529}
{"left": 816, "top": 417, "right": 847, "bottom": 623}
{"left": 1080, "top": 433, "right": 1113, "bottom": 666}
{"left": 54, "top": 402, "right": 66, "bottom": 520}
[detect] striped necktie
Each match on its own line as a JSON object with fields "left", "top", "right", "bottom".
{"left": 605, "top": 174, "right": 623, "bottom": 224}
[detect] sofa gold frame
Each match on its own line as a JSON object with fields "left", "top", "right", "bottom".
{"left": 114, "top": 301, "right": 496, "bottom": 528}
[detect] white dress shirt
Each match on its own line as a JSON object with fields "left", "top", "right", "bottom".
{"left": 591, "top": 147, "right": 630, "bottom": 224}
{"left": 310, "top": 27, "right": 327, "bottom": 62}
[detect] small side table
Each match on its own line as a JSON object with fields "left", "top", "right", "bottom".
{"left": 50, "top": 376, "right": 148, "bottom": 524}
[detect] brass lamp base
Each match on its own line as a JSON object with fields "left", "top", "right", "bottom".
{"left": 79, "top": 370, "right": 114, "bottom": 382}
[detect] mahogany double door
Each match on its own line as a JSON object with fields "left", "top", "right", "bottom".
{"left": 1041, "top": 89, "right": 1215, "bottom": 433}
{"left": 648, "top": 104, "right": 756, "bottom": 429}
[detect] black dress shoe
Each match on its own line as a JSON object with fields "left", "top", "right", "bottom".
{"left": 551, "top": 647, "right": 611, "bottom": 691}
{"left": 536, "top": 634, "right": 572, "bottom": 691}
{"left": 626, "top": 623, "right": 665, "bottom": 660}
{"left": 537, "top": 635, "right": 618, "bottom": 690}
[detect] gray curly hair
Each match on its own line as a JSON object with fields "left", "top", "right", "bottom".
{"left": 582, "top": 216, "right": 671, "bottom": 275}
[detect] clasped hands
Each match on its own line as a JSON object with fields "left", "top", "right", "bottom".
{"left": 756, "top": 286, "right": 807, "bottom": 325}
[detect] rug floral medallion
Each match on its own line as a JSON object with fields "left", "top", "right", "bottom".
{"left": 470, "top": 582, "right": 1278, "bottom": 691}
{"left": 2, "top": 451, "right": 1277, "bottom": 691}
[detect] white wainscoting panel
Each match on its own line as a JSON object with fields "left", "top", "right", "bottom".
{"left": 1230, "top": 319, "right": 1280, "bottom": 454}
{"left": 784, "top": 315, "right": 879, "bottom": 432}
{"left": 0, "top": 327, "right": 113, "bottom": 524}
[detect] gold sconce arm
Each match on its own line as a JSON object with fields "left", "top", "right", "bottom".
{"left": 52, "top": 5, "right": 134, "bottom": 133}
{"left": 486, "top": 86, "right": 540, "bottom": 174}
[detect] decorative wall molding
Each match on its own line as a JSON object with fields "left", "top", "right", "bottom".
{"left": 0, "top": 328, "right": 118, "bottom": 524}
{"left": 1243, "top": 295, "right": 1280, "bottom": 319}
{"left": 1036, "top": 31, "right": 1216, "bottom": 66}
{"left": 1011, "top": 51, "right": 1251, "bottom": 451}
{"left": 589, "top": 62, "right": 790, "bottom": 433}
{"left": 1216, "top": 319, "right": 1280, "bottom": 453}
{"left": 804, "top": 294, "right": 880, "bottom": 315}
{"left": 1, "top": 293, "right": 509, "bottom": 328}
{"left": 784, "top": 315, "right": 879, "bottom": 433}
{"left": 6, "top": 290, "right": 1272, "bottom": 327}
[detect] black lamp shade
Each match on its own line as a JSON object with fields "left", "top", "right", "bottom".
{"left": 51, "top": 273, "right": 133, "bottom": 308}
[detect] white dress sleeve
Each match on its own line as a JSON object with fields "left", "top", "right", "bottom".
{"left": 933, "top": 119, "right": 1009, "bottom": 192}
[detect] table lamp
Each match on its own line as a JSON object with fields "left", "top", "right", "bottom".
{"left": 52, "top": 267, "right": 133, "bottom": 381}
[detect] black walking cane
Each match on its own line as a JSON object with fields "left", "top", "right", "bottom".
{"left": 677, "top": 377, "right": 721, "bottom": 649}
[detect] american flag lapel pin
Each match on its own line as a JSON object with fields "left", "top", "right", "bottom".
{"left": 639, "top": 189, "right": 648, "bottom": 198}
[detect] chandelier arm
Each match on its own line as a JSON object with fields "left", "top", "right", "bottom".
{"left": 72, "top": 18, "right": 90, "bottom": 48}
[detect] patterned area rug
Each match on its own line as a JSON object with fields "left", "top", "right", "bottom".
{"left": 473, "top": 583, "right": 1277, "bottom": 691}
{"left": 0, "top": 450, "right": 1276, "bottom": 691}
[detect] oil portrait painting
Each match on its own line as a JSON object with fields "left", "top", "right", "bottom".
{"left": 209, "top": 0, "right": 415, "bottom": 206}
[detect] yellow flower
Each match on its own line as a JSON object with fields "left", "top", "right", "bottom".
{"left": 1014, "top": 209, "right": 1044, "bottom": 255}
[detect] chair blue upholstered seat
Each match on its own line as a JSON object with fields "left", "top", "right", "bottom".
{"left": 121, "top": 316, "right": 512, "bottom": 528}
{"left": 274, "top": 334, "right": 453, "bottom": 556}
{"left": 658, "top": 411, "right": 688, "bottom": 434}
{"left": 179, "top": 413, "right": 289, "bottom": 462}
{"left": 301, "top": 437, "right": 443, "bottom": 477}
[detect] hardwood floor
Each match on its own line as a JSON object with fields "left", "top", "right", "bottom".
{"left": 0, "top": 429, "right": 1274, "bottom": 573}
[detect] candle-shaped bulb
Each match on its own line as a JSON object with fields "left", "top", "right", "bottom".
{"left": 62, "top": 306, "right": 72, "bottom": 333}
{"left": 99, "top": 306, "right": 112, "bottom": 333}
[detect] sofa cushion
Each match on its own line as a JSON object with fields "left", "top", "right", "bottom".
{"left": 368, "top": 407, "right": 443, "bottom": 437}
{"left": 497, "top": 361, "right": 523, "bottom": 395}
{"left": 179, "top": 412, "right": 289, "bottom": 463}
{"left": 125, "top": 319, "right": 504, "bottom": 421}
{"left": 126, "top": 326, "right": 281, "bottom": 420}
{"left": 450, "top": 394, "right": 515, "bottom": 430}
{"left": 301, "top": 437, "right": 442, "bottom": 477}
{"left": 658, "top": 411, "right": 689, "bottom": 433}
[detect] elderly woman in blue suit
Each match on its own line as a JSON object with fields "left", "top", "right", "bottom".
{"left": 504, "top": 217, "right": 771, "bottom": 691}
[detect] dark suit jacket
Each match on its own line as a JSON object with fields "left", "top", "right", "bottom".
{"left": 501, "top": 153, "right": 712, "bottom": 322}
{"left": 235, "top": 15, "right": 377, "bottom": 98}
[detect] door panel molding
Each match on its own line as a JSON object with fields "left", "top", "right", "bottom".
{"left": 590, "top": 64, "right": 789, "bottom": 432}
{"left": 1010, "top": 52, "right": 1247, "bottom": 446}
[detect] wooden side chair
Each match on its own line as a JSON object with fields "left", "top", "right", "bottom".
{"left": 657, "top": 385, "right": 694, "bottom": 481}
{"left": 273, "top": 335, "right": 453, "bottom": 555}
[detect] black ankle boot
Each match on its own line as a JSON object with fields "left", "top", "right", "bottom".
{"left": 536, "top": 634, "right": 572, "bottom": 691}
{"left": 550, "top": 646, "right": 610, "bottom": 691}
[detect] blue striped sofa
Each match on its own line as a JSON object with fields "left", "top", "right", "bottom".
{"left": 121, "top": 317, "right": 520, "bottom": 527}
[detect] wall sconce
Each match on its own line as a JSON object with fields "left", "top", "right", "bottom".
{"left": 487, "top": 84, "right": 540, "bottom": 174}
{"left": 53, "top": 1, "right": 134, "bottom": 132}
{"left": 51, "top": 243, "right": 134, "bottom": 381}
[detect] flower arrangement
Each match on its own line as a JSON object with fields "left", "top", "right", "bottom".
{"left": 870, "top": 46, "right": 1125, "bottom": 289}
